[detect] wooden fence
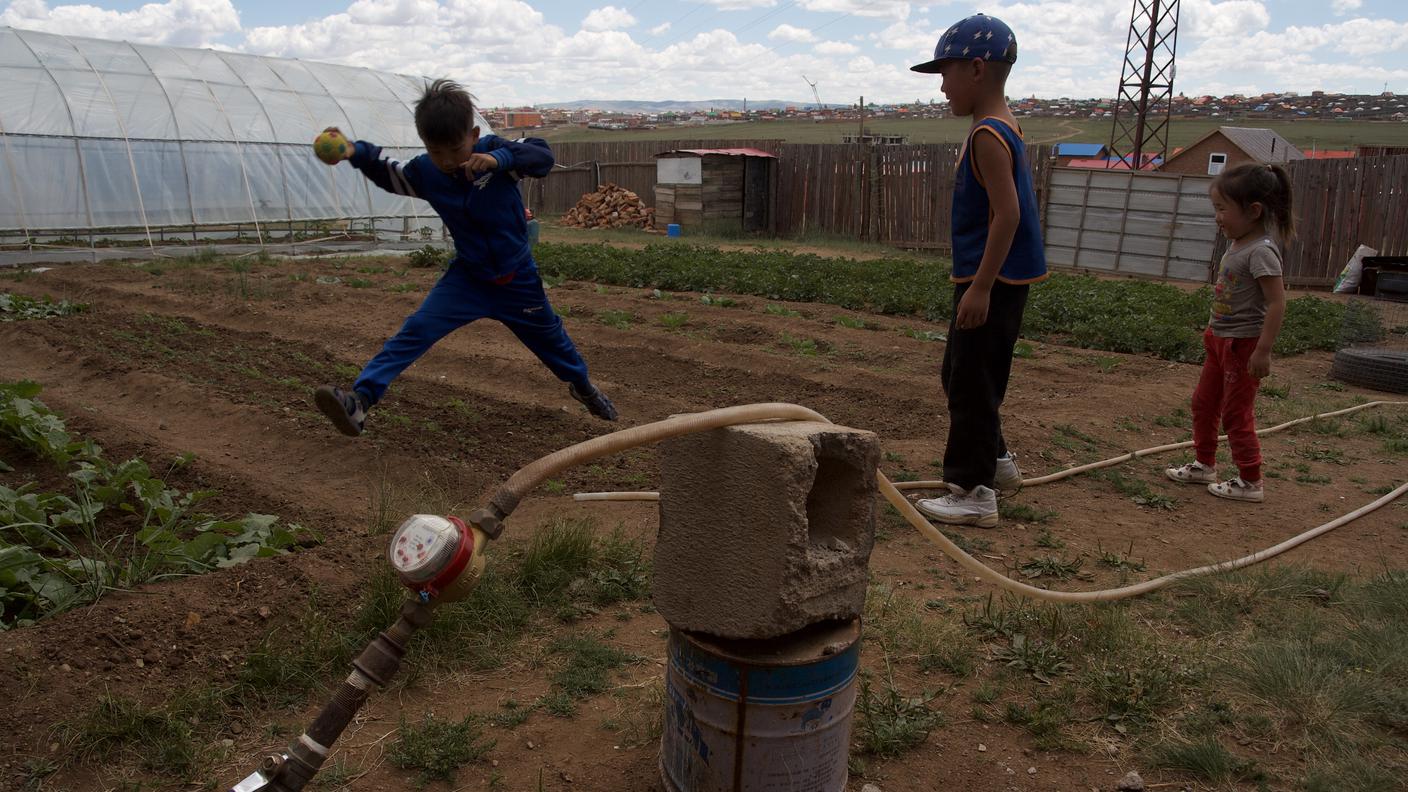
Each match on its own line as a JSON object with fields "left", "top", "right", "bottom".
{"left": 522, "top": 138, "right": 1051, "bottom": 249}
{"left": 1282, "top": 155, "right": 1408, "bottom": 287}
{"left": 521, "top": 139, "right": 783, "bottom": 217}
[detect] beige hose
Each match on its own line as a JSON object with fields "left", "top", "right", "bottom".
{"left": 894, "top": 399, "right": 1408, "bottom": 491}
{"left": 878, "top": 472, "right": 1408, "bottom": 602}
{"left": 502, "top": 402, "right": 1407, "bottom": 602}
{"left": 573, "top": 492, "right": 661, "bottom": 502}
{"left": 489, "top": 403, "right": 827, "bottom": 515}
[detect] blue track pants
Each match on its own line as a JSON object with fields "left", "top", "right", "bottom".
{"left": 353, "top": 263, "right": 590, "bottom": 404}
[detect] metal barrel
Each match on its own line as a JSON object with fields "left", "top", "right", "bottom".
{"left": 660, "top": 619, "right": 861, "bottom": 792}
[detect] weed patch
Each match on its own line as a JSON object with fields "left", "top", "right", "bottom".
{"left": 541, "top": 633, "right": 637, "bottom": 717}
{"left": 597, "top": 309, "right": 635, "bottom": 330}
{"left": 389, "top": 714, "right": 494, "bottom": 787}
{"left": 1096, "top": 470, "right": 1177, "bottom": 510}
{"left": 854, "top": 674, "right": 944, "bottom": 757}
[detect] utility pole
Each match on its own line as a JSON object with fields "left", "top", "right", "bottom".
{"left": 1107, "top": 0, "right": 1180, "bottom": 170}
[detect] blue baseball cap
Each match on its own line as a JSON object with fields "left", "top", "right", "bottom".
{"left": 911, "top": 13, "right": 1018, "bottom": 73}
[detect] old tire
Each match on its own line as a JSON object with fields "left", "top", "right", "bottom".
{"left": 1330, "top": 347, "right": 1408, "bottom": 394}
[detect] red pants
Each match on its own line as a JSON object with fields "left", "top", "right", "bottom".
{"left": 1191, "top": 328, "right": 1263, "bottom": 481}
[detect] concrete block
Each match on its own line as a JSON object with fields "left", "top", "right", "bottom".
{"left": 653, "top": 420, "right": 879, "bottom": 639}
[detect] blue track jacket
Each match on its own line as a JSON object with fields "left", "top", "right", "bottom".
{"left": 349, "top": 135, "right": 553, "bottom": 281}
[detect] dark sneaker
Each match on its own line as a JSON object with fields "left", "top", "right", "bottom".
{"left": 314, "top": 385, "right": 369, "bottom": 437}
{"left": 569, "top": 382, "right": 618, "bottom": 421}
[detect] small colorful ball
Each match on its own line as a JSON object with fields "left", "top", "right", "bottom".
{"left": 314, "top": 129, "right": 349, "bottom": 164}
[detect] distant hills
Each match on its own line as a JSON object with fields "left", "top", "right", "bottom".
{"left": 539, "top": 99, "right": 829, "bottom": 113}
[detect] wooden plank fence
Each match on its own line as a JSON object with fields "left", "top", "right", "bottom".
{"left": 1282, "top": 155, "right": 1408, "bottom": 287}
{"left": 523, "top": 138, "right": 1051, "bottom": 249}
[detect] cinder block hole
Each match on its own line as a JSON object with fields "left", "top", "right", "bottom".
{"left": 806, "top": 452, "right": 863, "bottom": 549}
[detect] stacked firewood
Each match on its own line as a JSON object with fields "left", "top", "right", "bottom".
{"left": 560, "top": 184, "right": 655, "bottom": 229}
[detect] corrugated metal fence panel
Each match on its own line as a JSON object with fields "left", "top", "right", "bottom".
{"left": 1044, "top": 167, "right": 1217, "bottom": 283}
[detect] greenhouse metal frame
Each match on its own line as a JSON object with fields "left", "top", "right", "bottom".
{"left": 0, "top": 26, "right": 491, "bottom": 263}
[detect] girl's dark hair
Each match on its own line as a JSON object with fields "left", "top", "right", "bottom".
{"left": 1212, "top": 163, "right": 1296, "bottom": 241}
{"left": 414, "top": 79, "right": 476, "bottom": 147}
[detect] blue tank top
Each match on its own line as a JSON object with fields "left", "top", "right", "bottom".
{"left": 951, "top": 118, "right": 1048, "bottom": 285}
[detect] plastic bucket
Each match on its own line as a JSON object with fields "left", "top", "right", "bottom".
{"left": 667, "top": 223, "right": 682, "bottom": 237}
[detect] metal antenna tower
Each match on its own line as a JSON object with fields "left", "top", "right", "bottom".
{"left": 1107, "top": 0, "right": 1179, "bottom": 170}
{"left": 802, "top": 74, "right": 823, "bottom": 111}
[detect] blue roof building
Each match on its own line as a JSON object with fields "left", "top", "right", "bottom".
{"left": 1054, "top": 142, "right": 1110, "bottom": 158}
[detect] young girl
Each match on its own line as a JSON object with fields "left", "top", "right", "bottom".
{"left": 1165, "top": 163, "right": 1292, "bottom": 503}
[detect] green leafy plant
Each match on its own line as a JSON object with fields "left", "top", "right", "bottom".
{"left": 407, "top": 245, "right": 450, "bottom": 269}
{"left": 0, "top": 382, "right": 315, "bottom": 628}
{"left": 0, "top": 293, "right": 86, "bottom": 321}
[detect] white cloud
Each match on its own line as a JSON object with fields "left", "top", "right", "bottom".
{"left": 1331, "top": 0, "right": 1361, "bottom": 15}
{"left": 581, "top": 5, "right": 635, "bottom": 32}
{"left": 874, "top": 18, "right": 940, "bottom": 52}
{"left": 702, "top": 0, "right": 777, "bottom": 8}
{"left": 1181, "top": 0, "right": 1270, "bottom": 39}
{"left": 815, "top": 40, "right": 858, "bottom": 54}
{"left": 799, "top": 0, "right": 911, "bottom": 19}
{"left": 3, "top": 0, "right": 1407, "bottom": 105}
{"left": 0, "top": 0, "right": 241, "bottom": 47}
{"left": 768, "top": 23, "right": 815, "bottom": 42}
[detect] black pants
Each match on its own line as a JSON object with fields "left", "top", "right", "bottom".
{"left": 941, "top": 280, "right": 1030, "bottom": 490}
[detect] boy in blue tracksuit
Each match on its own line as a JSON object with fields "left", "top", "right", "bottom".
{"left": 313, "top": 79, "right": 616, "bottom": 436}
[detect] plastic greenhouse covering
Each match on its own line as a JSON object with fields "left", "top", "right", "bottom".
{"left": 0, "top": 26, "right": 493, "bottom": 250}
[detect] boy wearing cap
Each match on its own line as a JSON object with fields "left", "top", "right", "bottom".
{"left": 910, "top": 14, "right": 1048, "bottom": 528}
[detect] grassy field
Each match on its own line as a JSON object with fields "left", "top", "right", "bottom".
{"left": 538, "top": 116, "right": 1408, "bottom": 150}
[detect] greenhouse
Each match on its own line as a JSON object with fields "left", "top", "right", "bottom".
{"left": 0, "top": 26, "right": 491, "bottom": 262}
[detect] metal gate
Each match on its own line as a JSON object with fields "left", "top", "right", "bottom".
{"left": 1043, "top": 167, "right": 1218, "bottom": 283}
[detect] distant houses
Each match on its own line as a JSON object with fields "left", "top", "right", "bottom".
{"left": 1049, "top": 126, "right": 1351, "bottom": 176}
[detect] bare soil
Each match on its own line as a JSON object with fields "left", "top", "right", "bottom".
{"left": 2, "top": 255, "right": 1405, "bottom": 792}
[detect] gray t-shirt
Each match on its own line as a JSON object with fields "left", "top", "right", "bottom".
{"left": 1210, "top": 237, "right": 1283, "bottom": 338}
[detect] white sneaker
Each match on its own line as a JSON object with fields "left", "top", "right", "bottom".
{"left": 1165, "top": 461, "right": 1217, "bottom": 485}
{"left": 1208, "top": 477, "right": 1264, "bottom": 503}
{"left": 916, "top": 484, "right": 998, "bottom": 528}
{"left": 994, "top": 453, "right": 1023, "bottom": 496}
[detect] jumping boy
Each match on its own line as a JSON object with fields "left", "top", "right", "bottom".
{"left": 313, "top": 79, "right": 616, "bottom": 436}
{"left": 910, "top": 15, "right": 1047, "bottom": 528}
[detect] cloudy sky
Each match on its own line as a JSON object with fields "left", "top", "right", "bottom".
{"left": 2, "top": 0, "right": 1406, "bottom": 106}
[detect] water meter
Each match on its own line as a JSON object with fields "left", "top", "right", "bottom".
{"left": 388, "top": 514, "right": 487, "bottom": 602}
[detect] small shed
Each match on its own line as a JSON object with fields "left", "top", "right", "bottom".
{"left": 654, "top": 148, "right": 777, "bottom": 233}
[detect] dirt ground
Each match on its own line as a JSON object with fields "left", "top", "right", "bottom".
{"left": 2, "top": 254, "right": 1405, "bottom": 792}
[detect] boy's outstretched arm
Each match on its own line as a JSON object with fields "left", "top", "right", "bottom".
{"left": 955, "top": 131, "right": 1020, "bottom": 330}
{"left": 479, "top": 136, "right": 555, "bottom": 179}
{"left": 347, "top": 140, "right": 424, "bottom": 198}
